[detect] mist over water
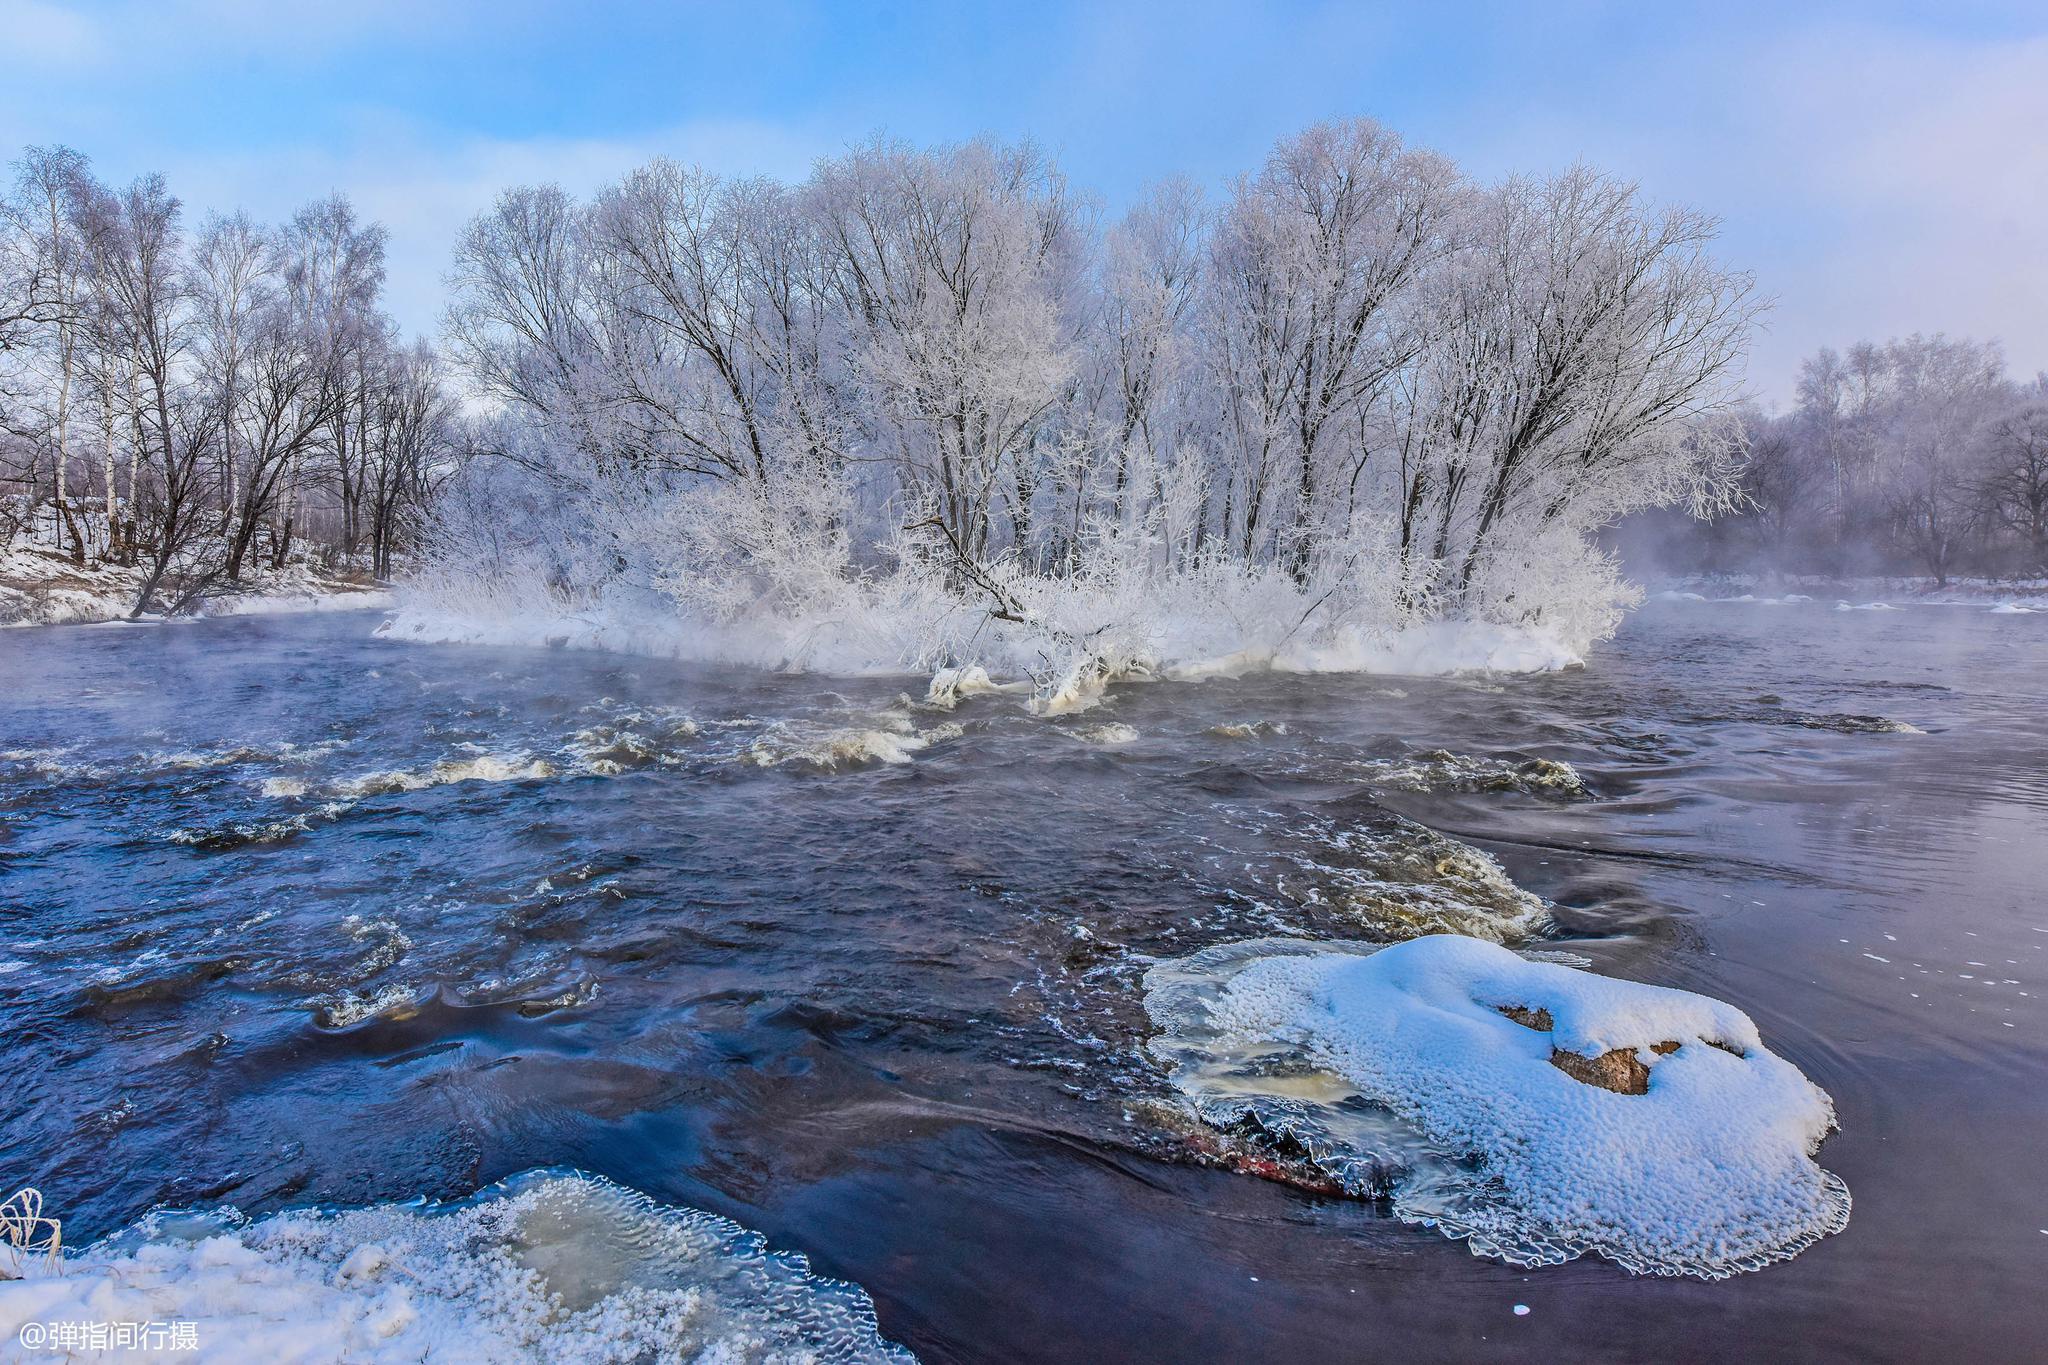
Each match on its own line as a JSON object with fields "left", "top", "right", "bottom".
{"left": 2, "top": 600, "right": 2046, "bottom": 1360}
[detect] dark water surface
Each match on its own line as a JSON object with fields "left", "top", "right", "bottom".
{"left": 2, "top": 600, "right": 2045, "bottom": 1362}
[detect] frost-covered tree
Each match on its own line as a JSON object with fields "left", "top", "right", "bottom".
{"left": 1203, "top": 121, "right": 1458, "bottom": 575}
{"left": 422, "top": 120, "right": 1768, "bottom": 682}
{"left": 411, "top": 120, "right": 1777, "bottom": 695}
{"left": 809, "top": 138, "right": 1084, "bottom": 560}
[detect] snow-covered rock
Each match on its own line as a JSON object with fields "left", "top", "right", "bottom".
{"left": 1145, "top": 934, "right": 1849, "bottom": 1277}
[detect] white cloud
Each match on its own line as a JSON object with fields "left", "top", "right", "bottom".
{"left": 151, "top": 115, "right": 835, "bottom": 340}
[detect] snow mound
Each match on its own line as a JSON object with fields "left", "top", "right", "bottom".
{"left": 1145, "top": 935, "right": 1848, "bottom": 1278}
{"left": 1989, "top": 602, "right": 2034, "bottom": 614}
{"left": 0, "top": 1171, "right": 911, "bottom": 1363}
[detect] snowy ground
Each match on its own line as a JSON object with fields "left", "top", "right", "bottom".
{"left": 0, "top": 545, "right": 392, "bottom": 628}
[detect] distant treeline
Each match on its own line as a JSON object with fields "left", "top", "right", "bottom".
{"left": 1617, "top": 336, "right": 2048, "bottom": 584}
{"left": 0, "top": 147, "right": 457, "bottom": 615}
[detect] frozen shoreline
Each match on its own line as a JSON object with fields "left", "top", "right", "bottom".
{"left": 377, "top": 593, "right": 1586, "bottom": 690}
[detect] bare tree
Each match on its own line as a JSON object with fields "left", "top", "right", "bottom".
{"left": 6, "top": 147, "right": 96, "bottom": 561}
{"left": 363, "top": 338, "right": 454, "bottom": 578}
{"left": 278, "top": 194, "right": 386, "bottom": 558}
{"left": 1979, "top": 398, "right": 2048, "bottom": 574}
{"left": 78, "top": 174, "right": 217, "bottom": 616}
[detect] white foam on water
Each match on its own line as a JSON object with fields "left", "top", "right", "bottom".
{"left": 1352, "top": 750, "right": 1585, "bottom": 797}
{"left": 1243, "top": 809, "right": 1551, "bottom": 943}
{"left": 746, "top": 716, "right": 961, "bottom": 770}
{"left": 332, "top": 754, "right": 556, "bottom": 798}
{"left": 1206, "top": 721, "right": 1287, "bottom": 740}
{"left": 0, "top": 1171, "right": 913, "bottom": 1362}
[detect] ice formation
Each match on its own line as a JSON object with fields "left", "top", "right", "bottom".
{"left": 0, "top": 1171, "right": 913, "bottom": 1363}
{"left": 922, "top": 665, "right": 1023, "bottom": 709}
{"left": 1145, "top": 934, "right": 1849, "bottom": 1278}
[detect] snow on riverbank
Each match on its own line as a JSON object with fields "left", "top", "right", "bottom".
{"left": 378, "top": 588, "right": 1584, "bottom": 690}
{"left": 1145, "top": 934, "right": 1849, "bottom": 1278}
{"left": 0, "top": 1171, "right": 912, "bottom": 1363}
{"left": 0, "top": 546, "right": 390, "bottom": 627}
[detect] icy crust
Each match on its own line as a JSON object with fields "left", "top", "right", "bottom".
{"left": 1145, "top": 935, "right": 1849, "bottom": 1278}
{"left": 0, "top": 1171, "right": 913, "bottom": 1363}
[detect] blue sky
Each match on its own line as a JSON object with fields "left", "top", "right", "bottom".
{"left": 5, "top": 0, "right": 2045, "bottom": 401}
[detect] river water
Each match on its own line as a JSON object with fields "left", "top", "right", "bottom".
{"left": 1, "top": 599, "right": 2044, "bottom": 1361}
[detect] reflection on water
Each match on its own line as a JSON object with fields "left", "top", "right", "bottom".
{"left": 1, "top": 599, "right": 2045, "bottom": 1361}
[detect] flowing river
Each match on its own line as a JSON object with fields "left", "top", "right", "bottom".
{"left": 1, "top": 598, "right": 2044, "bottom": 1361}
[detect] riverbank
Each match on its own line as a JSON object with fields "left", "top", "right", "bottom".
{"left": 0, "top": 544, "right": 392, "bottom": 627}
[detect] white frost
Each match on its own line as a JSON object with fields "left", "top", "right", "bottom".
{"left": 0, "top": 1171, "right": 911, "bottom": 1363}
